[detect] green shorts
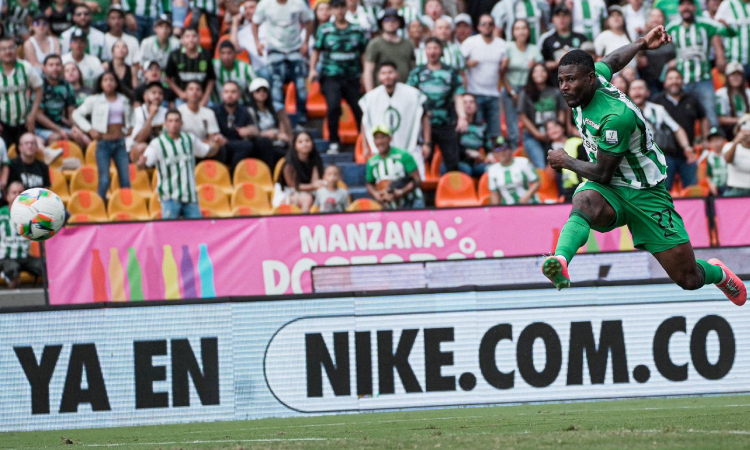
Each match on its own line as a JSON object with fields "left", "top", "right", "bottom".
{"left": 574, "top": 181, "right": 690, "bottom": 254}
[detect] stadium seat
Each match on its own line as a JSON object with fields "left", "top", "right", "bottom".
{"left": 346, "top": 198, "right": 382, "bottom": 212}
{"left": 67, "top": 213, "right": 92, "bottom": 224}
{"left": 212, "top": 34, "right": 250, "bottom": 63}
{"left": 49, "top": 140, "right": 85, "bottom": 177}
{"left": 354, "top": 134, "right": 368, "bottom": 164}
{"left": 273, "top": 157, "right": 285, "bottom": 183}
{"left": 8, "top": 143, "right": 44, "bottom": 161}
{"left": 195, "top": 160, "right": 233, "bottom": 195}
{"left": 322, "top": 102, "right": 359, "bottom": 145}
{"left": 285, "top": 80, "right": 327, "bottom": 118}
{"left": 477, "top": 172, "right": 490, "bottom": 200}
{"left": 110, "top": 164, "right": 152, "bottom": 199}
{"left": 107, "top": 188, "right": 149, "bottom": 220}
{"left": 84, "top": 140, "right": 97, "bottom": 166}
{"left": 151, "top": 169, "right": 159, "bottom": 190}
{"left": 233, "top": 158, "right": 273, "bottom": 196}
{"left": 435, "top": 171, "right": 480, "bottom": 208}
{"left": 109, "top": 211, "right": 139, "bottom": 222}
{"left": 422, "top": 146, "right": 443, "bottom": 191}
{"left": 231, "top": 182, "right": 272, "bottom": 212}
{"left": 679, "top": 185, "right": 709, "bottom": 198}
{"left": 49, "top": 168, "right": 70, "bottom": 205}
{"left": 69, "top": 166, "right": 99, "bottom": 193}
{"left": 197, "top": 183, "right": 232, "bottom": 217}
{"left": 273, "top": 204, "right": 302, "bottom": 215}
{"left": 67, "top": 190, "right": 107, "bottom": 221}
{"left": 536, "top": 167, "right": 560, "bottom": 203}
{"left": 148, "top": 192, "right": 161, "bottom": 219}
{"left": 232, "top": 205, "right": 264, "bottom": 217}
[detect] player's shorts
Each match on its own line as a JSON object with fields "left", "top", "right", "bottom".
{"left": 574, "top": 181, "right": 690, "bottom": 254}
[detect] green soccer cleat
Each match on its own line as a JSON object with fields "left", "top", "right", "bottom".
{"left": 542, "top": 255, "right": 571, "bottom": 291}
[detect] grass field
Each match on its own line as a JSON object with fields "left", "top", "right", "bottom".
{"left": 5, "top": 395, "right": 750, "bottom": 450}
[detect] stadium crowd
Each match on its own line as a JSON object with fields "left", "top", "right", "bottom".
{"left": 1, "top": 0, "right": 750, "bottom": 287}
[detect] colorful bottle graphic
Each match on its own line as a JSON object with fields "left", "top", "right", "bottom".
{"left": 108, "top": 248, "right": 126, "bottom": 301}
{"left": 90, "top": 249, "right": 108, "bottom": 302}
{"left": 180, "top": 245, "right": 197, "bottom": 299}
{"left": 127, "top": 248, "right": 145, "bottom": 301}
{"left": 144, "top": 246, "right": 164, "bottom": 300}
{"left": 198, "top": 244, "right": 216, "bottom": 298}
{"left": 162, "top": 245, "right": 181, "bottom": 299}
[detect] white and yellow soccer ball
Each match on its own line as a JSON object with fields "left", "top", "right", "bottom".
{"left": 10, "top": 188, "right": 66, "bottom": 241}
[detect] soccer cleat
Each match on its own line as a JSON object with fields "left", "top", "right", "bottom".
{"left": 708, "top": 258, "right": 747, "bottom": 306}
{"left": 542, "top": 255, "right": 571, "bottom": 290}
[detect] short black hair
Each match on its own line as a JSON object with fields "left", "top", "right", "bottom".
{"left": 424, "top": 36, "right": 442, "bottom": 48}
{"left": 378, "top": 60, "right": 397, "bottom": 71}
{"left": 185, "top": 80, "right": 203, "bottom": 90}
{"left": 183, "top": 26, "right": 199, "bottom": 35}
{"left": 665, "top": 67, "right": 683, "bottom": 79}
{"left": 165, "top": 108, "right": 182, "bottom": 120}
{"left": 219, "top": 40, "right": 235, "bottom": 51}
{"left": 222, "top": 80, "right": 241, "bottom": 91}
{"left": 559, "top": 49, "right": 595, "bottom": 74}
{"left": 43, "top": 54, "right": 61, "bottom": 65}
{"left": 145, "top": 81, "right": 164, "bottom": 91}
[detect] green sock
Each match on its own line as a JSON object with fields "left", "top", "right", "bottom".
{"left": 555, "top": 211, "right": 592, "bottom": 264}
{"left": 697, "top": 259, "right": 725, "bottom": 285}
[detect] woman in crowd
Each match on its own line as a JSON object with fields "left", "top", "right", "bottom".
{"left": 23, "top": 14, "right": 61, "bottom": 72}
{"left": 64, "top": 62, "right": 91, "bottom": 107}
{"left": 594, "top": 6, "right": 634, "bottom": 69}
{"left": 517, "top": 63, "right": 567, "bottom": 169}
{"left": 106, "top": 40, "right": 138, "bottom": 92}
{"left": 280, "top": 132, "right": 326, "bottom": 212}
{"left": 717, "top": 62, "right": 750, "bottom": 140}
{"left": 46, "top": 0, "right": 76, "bottom": 37}
{"left": 247, "top": 78, "right": 291, "bottom": 165}
{"left": 502, "top": 19, "right": 542, "bottom": 152}
{"left": 722, "top": 115, "right": 750, "bottom": 197}
{"left": 72, "top": 72, "right": 133, "bottom": 200}
{"left": 638, "top": 7, "right": 675, "bottom": 94}
{"left": 446, "top": 93, "right": 489, "bottom": 177}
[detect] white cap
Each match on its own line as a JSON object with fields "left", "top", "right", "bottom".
{"left": 248, "top": 77, "right": 270, "bottom": 93}
{"left": 454, "top": 13, "right": 472, "bottom": 27}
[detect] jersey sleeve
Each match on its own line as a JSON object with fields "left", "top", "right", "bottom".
{"left": 523, "top": 159, "right": 539, "bottom": 182}
{"left": 400, "top": 151, "right": 418, "bottom": 175}
{"left": 487, "top": 166, "right": 499, "bottom": 191}
{"left": 191, "top": 135, "right": 211, "bottom": 158}
{"left": 365, "top": 159, "right": 377, "bottom": 184}
{"left": 597, "top": 112, "right": 635, "bottom": 156}
{"left": 143, "top": 139, "right": 160, "bottom": 167}
{"left": 594, "top": 61, "right": 613, "bottom": 83}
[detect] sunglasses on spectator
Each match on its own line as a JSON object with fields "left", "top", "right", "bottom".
{"left": 479, "top": 21, "right": 494, "bottom": 27}
{"left": 383, "top": 16, "right": 399, "bottom": 22}
{"left": 75, "top": 11, "right": 91, "bottom": 16}
{"left": 0, "top": 46, "right": 17, "bottom": 53}
{"left": 33, "top": 20, "right": 48, "bottom": 26}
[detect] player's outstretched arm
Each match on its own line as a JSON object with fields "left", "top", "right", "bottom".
{"left": 602, "top": 25, "right": 672, "bottom": 75}
{"left": 547, "top": 149, "right": 623, "bottom": 185}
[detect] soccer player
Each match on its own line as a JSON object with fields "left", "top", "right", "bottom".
{"left": 542, "top": 25, "right": 747, "bottom": 306}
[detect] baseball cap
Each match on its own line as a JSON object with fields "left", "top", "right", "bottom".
{"left": 553, "top": 5, "right": 572, "bottom": 15}
{"left": 707, "top": 126, "right": 723, "bottom": 139}
{"left": 378, "top": 8, "right": 405, "bottom": 28}
{"left": 70, "top": 28, "right": 87, "bottom": 41}
{"left": 249, "top": 77, "right": 270, "bottom": 93}
{"left": 155, "top": 13, "right": 171, "bottom": 26}
{"left": 107, "top": 4, "right": 125, "bottom": 16}
{"left": 372, "top": 124, "right": 391, "bottom": 136}
{"left": 330, "top": 0, "right": 345, "bottom": 7}
{"left": 581, "top": 41, "right": 596, "bottom": 52}
{"left": 454, "top": 13, "right": 472, "bottom": 27}
{"left": 608, "top": 5, "right": 624, "bottom": 15}
{"left": 726, "top": 61, "right": 744, "bottom": 76}
{"left": 493, "top": 136, "right": 510, "bottom": 151}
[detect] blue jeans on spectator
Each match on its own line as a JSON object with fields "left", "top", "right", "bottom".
{"left": 474, "top": 95, "right": 501, "bottom": 139}
{"left": 135, "top": 15, "right": 155, "bottom": 41}
{"left": 665, "top": 154, "right": 697, "bottom": 191}
{"left": 440, "top": 161, "right": 486, "bottom": 178}
{"left": 500, "top": 86, "right": 522, "bottom": 149}
{"left": 161, "top": 200, "right": 202, "bottom": 219}
{"left": 172, "top": 4, "right": 189, "bottom": 29}
{"left": 267, "top": 51, "right": 307, "bottom": 121}
{"left": 723, "top": 186, "right": 750, "bottom": 197}
{"left": 684, "top": 79, "right": 719, "bottom": 129}
{"left": 523, "top": 130, "right": 547, "bottom": 168}
{"left": 96, "top": 138, "right": 130, "bottom": 200}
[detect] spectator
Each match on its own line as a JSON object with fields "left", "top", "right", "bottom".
{"left": 666, "top": 0, "right": 736, "bottom": 130}
{"left": 571, "top": 0, "right": 608, "bottom": 42}
{"left": 314, "top": 165, "right": 350, "bottom": 212}
{"left": 416, "top": 17, "right": 465, "bottom": 71}
{"left": 280, "top": 131, "right": 325, "bottom": 212}
{"left": 188, "top": 0, "right": 222, "bottom": 53}
{"left": 453, "top": 13, "right": 473, "bottom": 44}
{"left": 23, "top": 14, "right": 62, "bottom": 72}
{"left": 517, "top": 62, "right": 567, "bottom": 169}
{"left": 449, "top": 93, "right": 489, "bottom": 177}
{"left": 623, "top": 0, "right": 647, "bottom": 41}
{"left": 487, "top": 136, "right": 540, "bottom": 205}
{"left": 61, "top": 4, "right": 111, "bottom": 61}
{"left": 502, "top": 18, "right": 543, "bottom": 152}
{"left": 491, "top": 0, "right": 546, "bottom": 45}
{"left": 360, "top": 61, "right": 428, "bottom": 177}
{"left": 9, "top": 133, "right": 50, "bottom": 190}
{"left": 137, "top": 109, "right": 222, "bottom": 219}
{"left": 247, "top": 77, "right": 293, "bottom": 153}
{"left": 310, "top": 0, "right": 367, "bottom": 155}
{"left": 723, "top": 114, "right": 750, "bottom": 197}
{"left": 0, "top": 180, "right": 44, "bottom": 289}
{"left": 343, "top": 0, "right": 378, "bottom": 36}
{"left": 6, "top": 0, "right": 39, "bottom": 44}
{"left": 407, "top": 37, "right": 467, "bottom": 173}
{"left": 129, "top": 82, "right": 168, "bottom": 163}
{"left": 312, "top": 0, "right": 332, "bottom": 39}
{"left": 705, "top": 0, "right": 723, "bottom": 20}
{"left": 363, "top": 8, "right": 415, "bottom": 91}
{"left": 139, "top": 14, "right": 180, "bottom": 70}
{"left": 177, "top": 81, "right": 225, "bottom": 147}
{"left": 389, "top": 0, "right": 420, "bottom": 31}
{"left": 594, "top": 6, "right": 634, "bottom": 70}
{"left": 0, "top": 139, "right": 8, "bottom": 192}
{"left": 63, "top": 62, "right": 91, "bottom": 107}
{"left": 717, "top": 62, "right": 750, "bottom": 140}
{"left": 87, "top": 0, "right": 116, "bottom": 32}
{"left": 72, "top": 72, "right": 133, "bottom": 200}
{"left": 540, "top": 5, "right": 588, "bottom": 81}
{"left": 638, "top": 7, "right": 675, "bottom": 94}
{"left": 365, "top": 125, "right": 423, "bottom": 209}
{"left": 461, "top": 14, "right": 506, "bottom": 141}
{"left": 165, "top": 27, "right": 216, "bottom": 107}
{"left": 46, "top": 0, "right": 76, "bottom": 37}
{"left": 62, "top": 28, "right": 105, "bottom": 91}
{"left": 407, "top": 16, "right": 426, "bottom": 52}
{"left": 252, "top": 0, "right": 313, "bottom": 121}
{"left": 716, "top": 0, "right": 750, "bottom": 80}
{"left": 104, "top": 6, "right": 141, "bottom": 71}
{"left": 35, "top": 55, "right": 90, "bottom": 148}
{"left": 652, "top": 69, "right": 703, "bottom": 190}
{"left": 704, "top": 126, "right": 728, "bottom": 196}
{"left": 212, "top": 41, "right": 257, "bottom": 105}
{"left": 107, "top": 41, "right": 137, "bottom": 92}
{"left": 231, "top": 0, "right": 268, "bottom": 79}
{"left": 611, "top": 74, "right": 630, "bottom": 94}
{"left": 133, "top": 61, "right": 176, "bottom": 106}
{"left": 122, "top": 0, "right": 161, "bottom": 41}
{"left": 421, "top": 0, "right": 451, "bottom": 31}
{"left": 0, "top": 36, "right": 43, "bottom": 148}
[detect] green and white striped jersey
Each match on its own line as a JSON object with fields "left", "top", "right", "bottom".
{"left": 122, "top": 0, "right": 160, "bottom": 17}
{"left": 144, "top": 132, "right": 211, "bottom": 204}
{"left": 487, "top": 157, "right": 540, "bottom": 205}
{"left": 211, "top": 59, "right": 257, "bottom": 104}
{"left": 572, "top": 0, "right": 608, "bottom": 42}
{"left": 715, "top": 86, "right": 750, "bottom": 118}
{"left": 666, "top": 16, "right": 737, "bottom": 83}
{"left": 0, "top": 60, "right": 43, "bottom": 127}
{"left": 716, "top": 0, "right": 750, "bottom": 65}
{"left": 706, "top": 151, "right": 728, "bottom": 188}
{"left": 415, "top": 41, "right": 465, "bottom": 70}
{"left": 365, "top": 147, "right": 423, "bottom": 209}
{"left": 0, "top": 205, "right": 29, "bottom": 260}
{"left": 573, "top": 62, "right": 668, "bottom": 189}
{"left": 491, "top": 0, "right": 545, "bottom": 45}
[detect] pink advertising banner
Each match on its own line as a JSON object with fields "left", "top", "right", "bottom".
{"left": 715, "top": 197, "right": 750, "bottom": 247}
{"left": 45, "top": 200, "right": 710, "bottom": 304}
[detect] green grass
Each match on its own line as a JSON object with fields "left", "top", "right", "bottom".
{"left": 5, "top": 395, "right": 750, "bottom": 450}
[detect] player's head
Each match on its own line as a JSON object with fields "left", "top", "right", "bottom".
{"left": 377, "top": 61, "right": 398, "bottom": 88}
{"left": 558, "top": 49, "right": 597, "bottom": 108}
{"left": 628, "top": 79, "right": 649, "bottom": 107}
{"left": 5, "top": 180, "right": 24, "bottom": 206}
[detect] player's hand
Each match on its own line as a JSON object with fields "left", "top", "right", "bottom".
{"left": 641, "top": 25, "right": 671, "bottom": 51}
{"left": 547, "top": 148, "right": 569, "bottom": 170}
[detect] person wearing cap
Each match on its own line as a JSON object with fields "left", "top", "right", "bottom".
{"left": 309, "top": 0, "right": 367, "bottom": 154}
{"left": 133, "top": 60, "right": 176, "bottom": 106}
{"left": 47, "top": 0, "right": 77, "bottom": 37}
{"left": 121, "top": 0, "right": 162, "bottom": 41}
{"left": 23, "top": 14, "right": 62, "bottom": 73}
{"left": 165, "top": 27, "right": 216, "bottom": 107}
{"left": 104, "top": 5, "right": 141, "bottom": 70}
{"left": 212, "top": 41, "right": 257, "bottom": 105}
{"left": 722, "top": 114, "right": 750, "bottom": 196}
{"left": 571, "top": 0, "right": 608, "bottom": 42}
{"left": 365, "top": 124, "right": 424, "bottom": 210}
{"left": 342, "top": 0, "right": 379, "bottom": 36}
{"left": 231, "top": 0, "right": 269, "bottom": 78}
{"left": 247, "top": 77, "right": 293, "bottom": 150}
{"left": 363, "top": 8, "right": 415, "bottom": 91}
{"left": 129, "top": 81, "right": 168, "bottom": 163}
{"left": 666, "top": 0, "right": 737, "bottom": 131}
{"left": 62, "top": 28, "right": 106, "bottom": 91}
{"left": 185, "top": 0, "right": 222, "bottom": 54}
{"left": 716, "top": 0, "right": 750, "bottom": 80}
{"left": 490, "top": 0, "right": 547, "bottom": 45}
{"left": 540, "top": 5, "right": 589, "bottom": 81}
{"left": 5, "top": 0, "right": 40, "bottom": 43}
{"left": 0, "top": 36, "right": 43, "bottom": 148}
{"left": 704, "top": 126, "right": 728, "bottom": 196}
{"left": 415, "top": 17, "right": 465, "bottom": 72}
{"left": 716, "top": 62, "right": 750, "bottom": 140}
{"left": 387, "top": 0, "right": 420, "bottom": 31}
{"left": 453, "top": 13, "right": 472, "bottom": 44}
{"left": 60, "top": 4, "right": 112, "bottom": 62}
{"left": 139, "top": 14, "right": 181, "bottom": 70}
{"left": 486, "top": 135, "right": 539, "bottom": 205}
{"left": 594, "top": 6, "right": 636, "bottom": 70}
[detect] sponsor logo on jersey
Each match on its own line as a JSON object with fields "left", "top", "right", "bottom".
{"left": 584, "top": 118, "right": 600, "bottom": 130}
{"left": 605, "top": 130, "right": 618, "bottom": 145}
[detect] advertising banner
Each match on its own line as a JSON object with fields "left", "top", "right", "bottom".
{"left": 715, "top": 197, "right": 750, "bottom": 247}
{"left": 45, "top": 200, "right": 710, "bottom": 304}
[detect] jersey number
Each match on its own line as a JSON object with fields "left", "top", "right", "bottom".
{"left": 651, "top": 208, "right": 676, "bottom": 238}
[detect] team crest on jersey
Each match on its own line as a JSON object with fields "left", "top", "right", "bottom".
{"left": 199, "top": 61, "right": 207, "bottom": 71}
{"left": 605, "top": 130, "right": 618, "bottom": 144}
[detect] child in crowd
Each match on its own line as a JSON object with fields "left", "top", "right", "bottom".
{"left": 704, "top": 127, "right": 728, "bottom": 196}
{"left": 314, "top": 165, "right": 350, "bottom": 212}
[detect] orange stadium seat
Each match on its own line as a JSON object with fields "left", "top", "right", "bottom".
{"left": 536, "top": 167, "right": 560, "bottom": 203}
{"left": 195, "top": 160, "right": 233, "bottom": 195}
{"left": 679, "top": 185, "right": 709, "bottom": 198}
{"left": 69, "top": 166, "right": 99, "bottom": 193}
{"left": 110, "top": 165, "right": 152, "bottom": 199}
{"left": 49, "top": 140, "right": 84, "bottom": 176}
{"left": 148, "top": 192, "right": 161, "bottom": 219}
{"left": 67, "top": 190, "right": 107, "bottom": 221}
{"left": 354, "top": 134, "right": 369, "bottom": 164}
{"left": 67, "top": 213, "right": 92, "bottom": 224}
{"left": 435, "top": 172, "right": 480, "bottom": 208}
{"left": 197, "top": 183, "right": 232, "bottom": 217}
{"left": 49, "top": 168, "right": 70, "bottom": 205}
{"left": 151, "top": 169, "right": 159, "bottom": 190}
{"left": 273, "top": 204, "right": 302, "bottom": 215}
{"left": 477, "top": 172, "right": 490, "bottom": 203}
{"left": 346, "top": 198, "right": 382, "bottom": 212}
{"left": 232, "top": 205, "right": 265, "bottom": 217}
{"left": 323, "top": 102, "right": 359, "bottom": 145}
{"left": 231, "top": 182, "right": 272, "bottom": 212}
{"left": 273, "top": 157, "right": 285, "bottom": 183}
{"left": 107, "top": 188, "right": 149, "bottom": 220}
{"left": 285, "top": 80, "right": 327, "bottom": 118}
{"left": 84, "top": 140, "right": 97, "bottom": 166}
{"left": 7, "top": 143, "right": 44, "bottom": 161}
{"left": 422, "top": 146, "right": 443, "bottom": 191}
{"left": 109, "top": 211, "right": 139, "bottom": 222}
{"left": 233, "top": 158, "right": 273, "bottom": 195}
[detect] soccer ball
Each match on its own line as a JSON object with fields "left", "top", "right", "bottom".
{"left": 10, "top": 188, "right": 66, "bottom": 241}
